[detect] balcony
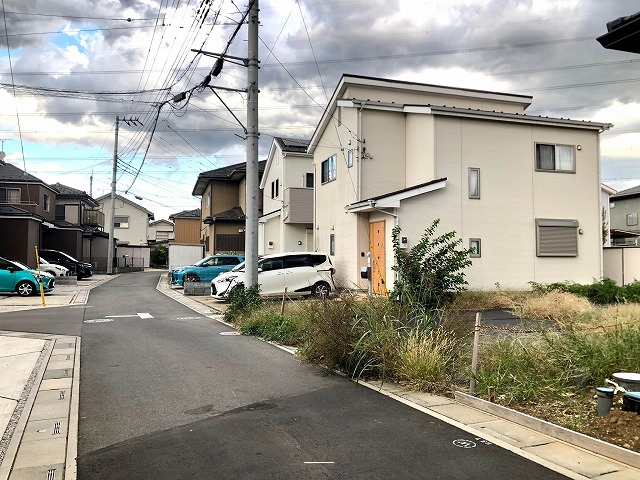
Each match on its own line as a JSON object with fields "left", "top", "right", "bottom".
{"left": 283, "top": 187, "right": 313, "bottom": 224}
{"left": 84, "top": 209, "right": 105, "bottom": 227}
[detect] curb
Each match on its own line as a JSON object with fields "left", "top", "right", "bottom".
{"left": 454, "top": 391, "right": 640, "bottom": 469}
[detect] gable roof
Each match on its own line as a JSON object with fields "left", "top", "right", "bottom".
{"left": 611, "top": 185, "right": 640, "bottom": 200}
{"left": 150, "top": 219, "right": 174, "bottom": 227}
{"left": 0, "top": 161, "right": 46, "bottom": 184}
{"left": 308, "top": 74, "right": 612, "bottom": 154}
{"left": 94, "top": 193, "right": 155, "bottom": 219}
{"left": 260, "top": 137, "right": 312, "bottom": 189}
{"left": 50, "top": 182, "right": 99, "bottom": 207}
{"left": 169, "top": 208, "right": 201, "bottom": 219}
{"left": 192, "top": 160, "right": 267, "bottom": 196}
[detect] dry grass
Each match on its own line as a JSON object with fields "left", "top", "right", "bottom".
{"left": 517, "top": 291, "right": 592, "bottom": 325}
{"left": 570, "top": 303, "right": 640, "bottom": 330}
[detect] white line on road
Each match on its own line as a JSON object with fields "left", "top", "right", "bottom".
{"left": 304, "top": 462, "right": 335, "bottom": 464}
{"left": 105, "top": 313, "right": 153, "bottom": 319}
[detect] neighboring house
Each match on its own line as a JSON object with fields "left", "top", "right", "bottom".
{"left": 169, "top": 208, "right": 201, "bottom": 244}
{"left": 259, "top": 137, "right": 314, "bottom": 254}
{"left": 600, "top": 184, "right": 616, "bottom": 247}
{"left": 49, "top": 182, "right": 109, "bottom": 271}
{"left": 95, "top": 193, "right": 155, "bottom": 246}
{"left": 192, "top": 160, "right": 266, "bottom": 255}
{"left": 608, "top": 185, "right": 640, "bottom": 246}
{"left": 148, "top": 219, "right": 175, "bottom": 245}
{"left": 0, "top": 160, "right": 57, "bottom": 267}
{"left": 308, "top": 74, "right": 612, "bottom": 291}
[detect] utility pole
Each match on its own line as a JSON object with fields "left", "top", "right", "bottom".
{"left": 107, "top": 116, "right": 119, "bottom": 275}
{"left": 244, "top": 0, "right": 259, "bottom": 287}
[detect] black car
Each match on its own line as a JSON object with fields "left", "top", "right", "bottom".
{"left": 39, "top": 249, "right": 93, "bottom": 279}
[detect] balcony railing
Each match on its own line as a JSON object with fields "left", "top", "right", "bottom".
{"left": 84, "top": 209, "right": 105, "bottom": 227}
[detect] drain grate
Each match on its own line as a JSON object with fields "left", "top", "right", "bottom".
{"left": 47, "top": 468, "right": 56, "bottom": 479}
{"left": 53, "top": 422, "right": 61, "bottom": 435}
{"left": 59, "top": 391, "right": 65, "bottom": 400}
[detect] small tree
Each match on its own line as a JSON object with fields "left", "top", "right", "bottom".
{"left": 391, "top": 219, "right": 472, "bottom": 309}
{"left": 150, "top": 245, "right": 168, "bottom": 267}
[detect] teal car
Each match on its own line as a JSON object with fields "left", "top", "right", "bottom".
{"left": 0, "top": 256, "right": 55, "bottom": 296}
{"left": 170, "top": 254, "right": 244, "bottom": 286}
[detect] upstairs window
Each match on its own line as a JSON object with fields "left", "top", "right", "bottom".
{"left": 536, "top": 144, "right": 575, "bottom": 173}
{"left": 305, "top": 173, "right": 314, "bottom": 188}
{"left": 347, "top": 149, "right": 354, "bottom": 168}
{"left": 321, "top": 154, "right": 337, "bottom": 184}
{"left": 627, "top": 213, "right": 638, "bottom": 226}
{"left": 0, "top": 187, "right": 21, "bottom": 203}
{"left": 468, "top": 168, "right": 480, "bottom": 199}
{"left": 43, "top": 193, "right": 50, "bottom": 212}
{"left": 114, "top": 216, "right": 129, "bottom": 228}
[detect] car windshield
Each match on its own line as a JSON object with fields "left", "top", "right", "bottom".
{"left": 193, "top": 257, "right": 213, "bottom": 267}
{"left": 39, "top": 258, "right": 50, "bottom": 265}
{"left": 231, "top": 261, "right": 245, "bottom": 272}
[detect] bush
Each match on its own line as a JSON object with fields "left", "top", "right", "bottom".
{"left": 150, "top": 246, "right": 168, "bottom": 267}
{"left": 224, "top": 285, "right": 263, "bottom": 323}
{"left": 237, "top": 305, "right": 305, "bottom": 345}
{"left": 391, "top": 219, "right": 472, "bottom": 309}
{"left": 530, "top": 278, "right": 640, "bottom": 305}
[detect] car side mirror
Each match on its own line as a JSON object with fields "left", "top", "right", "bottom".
{"left": 6, "top": 266, "right": 15, "bottom": 273}
{"left": 257, "top": 268, "right": 263, "bottom": 273}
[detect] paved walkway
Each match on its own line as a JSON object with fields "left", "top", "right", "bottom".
{"left": 0, "top": 272, "right": 639, "bottom": 480}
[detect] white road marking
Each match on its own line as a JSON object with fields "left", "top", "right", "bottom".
{"left": 105, "top": 313, "right": 153, "bottom": 319}
{"left": 304, "top": 462, "right": 335, "bottom": 464}
{"left": 84, "top": 319, "right": 114, "bottom": 323}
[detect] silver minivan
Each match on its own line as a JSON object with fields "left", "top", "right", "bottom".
{"left": 211, "top": 252, "right": 335, "bottom": 299}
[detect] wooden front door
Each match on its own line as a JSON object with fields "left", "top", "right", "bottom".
{"left": 369, "top": 221, "right": 386, "bottom": 294}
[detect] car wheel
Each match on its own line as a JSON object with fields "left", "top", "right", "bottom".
{"left": 185, "top": 273, "right": 200, "bottom": 282}
{"left": 16, "top": 281, "right": 35, "bottom": 297}
{"left": 312, "top": 281, "right": 331, "bottom": 298}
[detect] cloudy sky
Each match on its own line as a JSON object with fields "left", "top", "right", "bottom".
{"left": 1, "top": 0, "right": 639, "bottom": 220}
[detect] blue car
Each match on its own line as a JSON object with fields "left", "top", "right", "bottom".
{"left": 0, "top": 256, "right": 55, "bottom": 296}
{"left": 170, "top": 254, "right": 244, "bottom": 286}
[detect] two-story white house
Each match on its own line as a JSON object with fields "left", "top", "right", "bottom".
{"left": 96, "top": 193, "right": 155, "bottom": 246}
{"left": 259, "top": 137, "right": 314, "bottom": 254}
{"left": 309, "top": 74, "right": 612, "bottom": 292}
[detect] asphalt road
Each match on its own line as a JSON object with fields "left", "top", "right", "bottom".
{"left": 0, "top": 272, "right": 569, "bottom": 479}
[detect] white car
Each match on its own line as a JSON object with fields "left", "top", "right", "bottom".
{"left": 37, "top": 258, "right": 69, "bottom": 277}
{"left": 211, "top": 252, "right": 335, "bottom": 299}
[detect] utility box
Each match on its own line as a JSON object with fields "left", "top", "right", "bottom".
{"left": 168, "top": 243, "right": 205, "bottom": 271}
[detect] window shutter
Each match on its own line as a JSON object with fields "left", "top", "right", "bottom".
{"left": 536, "top": 219, "right": 578, "bottom": 256}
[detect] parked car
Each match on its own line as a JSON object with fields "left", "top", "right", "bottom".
{"left": 37, "top": 258, "right": 69, "bottom": 277}
{"left": 38, "top": 249, "right": 93, "bottom": 279}
{"left": 170, "top": 254, "right": 244, "bottom": 286}
{"left": 211, "top": 252, "right": 335, "bottom": 299}
{"left": 0, "top": 256, "right": 55, "bottom": 296}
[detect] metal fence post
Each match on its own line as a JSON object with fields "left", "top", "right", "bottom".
{"left": 470, "top": 312, "right": 482, "bottom": 395}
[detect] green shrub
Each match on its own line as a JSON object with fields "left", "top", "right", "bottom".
{"left": 224, "top": 285, "right": 263, "bottom": 323}
{"left": 237, "top": 305, "right": 305, "bottom": 345}
{"left": 529, "top": 278, "right": 640, "bottom": 305}
{"left": 391, "top": 219, "right": 472, "bottom": 309}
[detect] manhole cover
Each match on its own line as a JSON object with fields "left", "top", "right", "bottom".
{"left": 84, "top": 319, "right": 114, "bottom": 323}
{"left": 452, "top": 439, "right": 476, "bottom": 449}
{"left": 219, "top": 331, "right": 240, "bottom": 336}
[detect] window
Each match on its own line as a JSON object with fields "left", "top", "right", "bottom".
{"left": 347, "top": 149, "right": 354, "bottom": 168}
{"left": 536, "top": 144, "right": 575, "bottom": 172}
{"left": 627, "top": 213, "right": 638, "bottom": 226}
{"left": 259, "top": 258, "right": 284, "bottom": 272}
{"left": 536, "top": 219, "right": 578, "bottom": 257}
{"left": 469, "top": 238, "right": 481, "bottom": 257}
{"left": 0, "top": 187, "right": 21, "bottom": 203}
{"left": 271, "top": 179, "right": 280, "bottom": 198}
{"left": 468, "top": 168, "right": 480, "bottom": 199}
{"left": 114, "top": 216, "right": 129, "bottom": 228}
{"left": 43, "top": 193, "right": 50, "bottom": 212}
{"left": 285, "top": 255, "right": 313, "bottom": 268}
{"left": 330, "top": 234, "right": 335, "bottom": 256}
{"left": 610, "top": 202, "right": 615, "bottom": 208}
{"left": 206, "top": 193, "right": 211, "bottom": 208}
{"left": 305, "top": 173, "right": 314, "bottom": 188}
{"left": 321, "top": 154, "right": 337, "bottom": 184}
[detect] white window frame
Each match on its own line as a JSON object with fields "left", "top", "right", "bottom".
{"left": 627, "top": 213, "right": 638, "bottom": 226}
{"left": 535, "top": 143, "right": 576, "bottom": 173}
{"left": 347, "top": 149, "right": 354, "bottom": 168}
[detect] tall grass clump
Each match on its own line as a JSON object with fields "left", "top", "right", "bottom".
{"left": 394, "top": 328, "right": 458, "bottom": 392}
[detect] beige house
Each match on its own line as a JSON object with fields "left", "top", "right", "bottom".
{"left": 259, "top": 137, "right": 314, "bottom": 254}
{"left": 148, "top": 219, "right": 174, "bottom": 245}
{"left": 96, "top": 194, "right": 155, "bottom": 246}
{"left": 309, "top": 74, "right": 612, "bottom": 291}
{"left": 169, "top": 208, "right": 201, "bottom": 244}
{"left": 192, "top": 161, "right": 266, "bottom": 255}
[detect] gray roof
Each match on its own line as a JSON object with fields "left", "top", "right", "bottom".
{"left": 169, "top": 208, "right": 201, "bottom": 219}
{"left": 612, "top": 185, "right": 640, "bottom": 199}
{"left": 50, "top": 182, "right": 99, "bottom": 207}
{"left": 275, "top": 137, "right": 310, "bottom": 154}
{"left": 192, "top": 160, "right": 267, "bottom": 196}
{"left": 0, "top": 162, "right": 45, "bottom": 183}
{"left": 94, "top": 193, "right": 155, "bottom": 219}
